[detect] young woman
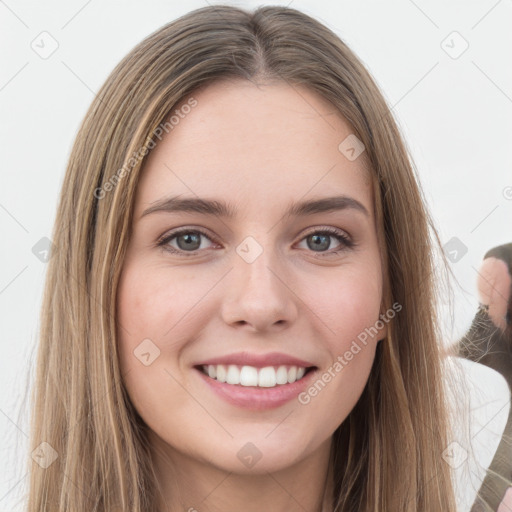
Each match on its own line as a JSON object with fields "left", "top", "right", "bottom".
{"left": 26, "top": 4, "right": 461, "bottom": 511}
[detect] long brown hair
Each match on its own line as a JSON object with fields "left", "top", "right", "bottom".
{"left": 25, "top": 4, "right": 458, "bottom": 510}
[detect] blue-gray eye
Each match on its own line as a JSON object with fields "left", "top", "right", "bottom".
{"left": 158, "top": 226, "right": 353, "bottom": 256}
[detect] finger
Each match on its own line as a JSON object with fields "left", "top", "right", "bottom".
{"left": 477, "top": 257, "right": 511, "bottom": 331}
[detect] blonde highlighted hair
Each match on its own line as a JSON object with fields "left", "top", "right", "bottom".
{"left": 26, "top": 4, "right": 458, "bottom": 511}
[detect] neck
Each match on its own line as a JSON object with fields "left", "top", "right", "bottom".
{"left": 148, "top": 431, "right": 334, "bottom": 512}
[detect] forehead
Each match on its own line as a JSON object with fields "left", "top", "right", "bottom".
{"left": 135, "top": 79, "right": 373, "bottom": 220}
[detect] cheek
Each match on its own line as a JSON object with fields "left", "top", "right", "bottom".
{"left": 116, "top": 262, "right": 206, "bottom": 345}
{"left": 296, "top": 268, "right": 382, "bottom": 437}
{"left": 295, "top": 260, "right": 382, "bottom": 418}
{"left": 116, "top": 263, "right": 182, "bottom": 383}
{"left": 305, "top": 262, "right": 383, "bottom": 345}
{"left": 115, "top": 264, "right": 200, "bottom": 427}
{"left": 116, "top": 261, "right": 219, "bottom": 400}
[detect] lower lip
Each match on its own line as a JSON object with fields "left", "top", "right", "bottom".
{"left": 195, "top": 367, "right": 318, "bottom": 410}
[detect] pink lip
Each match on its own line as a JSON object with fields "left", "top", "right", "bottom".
{"left": 195, "top": 366, "right": 318, "bottom": 410}
{"left": 194, "top": 351, "right": 315, "bottom": 368}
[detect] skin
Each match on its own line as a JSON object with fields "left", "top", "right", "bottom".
{"left": 116, "top": 79, "right": 387, "bottom": 512}
{"left": 477, "top": 257, "right": 510, "bottom": 331}
{"left": 473, "top": 255, "right": 512, "bottom": 511}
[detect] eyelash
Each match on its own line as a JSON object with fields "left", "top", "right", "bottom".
{"left": 156, "top": 226, "right": 355, "bottom": 257}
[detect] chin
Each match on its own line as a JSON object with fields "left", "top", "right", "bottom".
{"left": 194, "top": 432, "right": 325, "bottom": 476}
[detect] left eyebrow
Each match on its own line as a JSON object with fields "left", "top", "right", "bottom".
{"left": 286, "top": 195, "right": 369, "bottom": 218}
{"left": 139, "top": 194, "right": 370, "bottom": 220}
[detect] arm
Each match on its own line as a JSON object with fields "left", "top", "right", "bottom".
{"left": 451, "top": 243, "right": 512, "bottom": 511}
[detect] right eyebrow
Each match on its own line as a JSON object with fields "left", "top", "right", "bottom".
{"left": 140, "top": 196, "right": 236, "bottom": 220}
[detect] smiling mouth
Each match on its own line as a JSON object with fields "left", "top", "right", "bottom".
{"left": 195, "top": 364, "right": 316, "bottom": 388}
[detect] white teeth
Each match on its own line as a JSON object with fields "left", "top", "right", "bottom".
{"left": 276, "top": 365, "right": 288, "bottom": 384}
{"left": 258, "top": 366, "right": 276, "bottom": 387}
{"left": 199, "top": 364, "right": 310, "bottom": 387}
{"left": 226, "top": 365, "right": 240, "bottom": 385}
{"left": 240, "top": 366, "right": 258, "bottom": 386}
{"left": 216, "top": 364, "right": 227, "bottom": 383}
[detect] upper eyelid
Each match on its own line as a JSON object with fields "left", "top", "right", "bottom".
{"left": 157, "top": 226, "right": 218, "bottom": 245}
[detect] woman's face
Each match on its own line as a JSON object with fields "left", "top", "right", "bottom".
{"left": 116, "top": 79, "right": 386, "bottom": 475}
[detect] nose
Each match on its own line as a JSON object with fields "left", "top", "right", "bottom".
{"left": 220, "top": 243, "right": 298, "bottom": 333}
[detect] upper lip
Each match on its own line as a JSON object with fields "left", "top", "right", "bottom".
{"left": 194, "top": 351, "right": 316, "bottom": 368}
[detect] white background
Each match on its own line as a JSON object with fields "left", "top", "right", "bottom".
{"left": 0, "top": 1, "right": 511, "bottom": 510}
